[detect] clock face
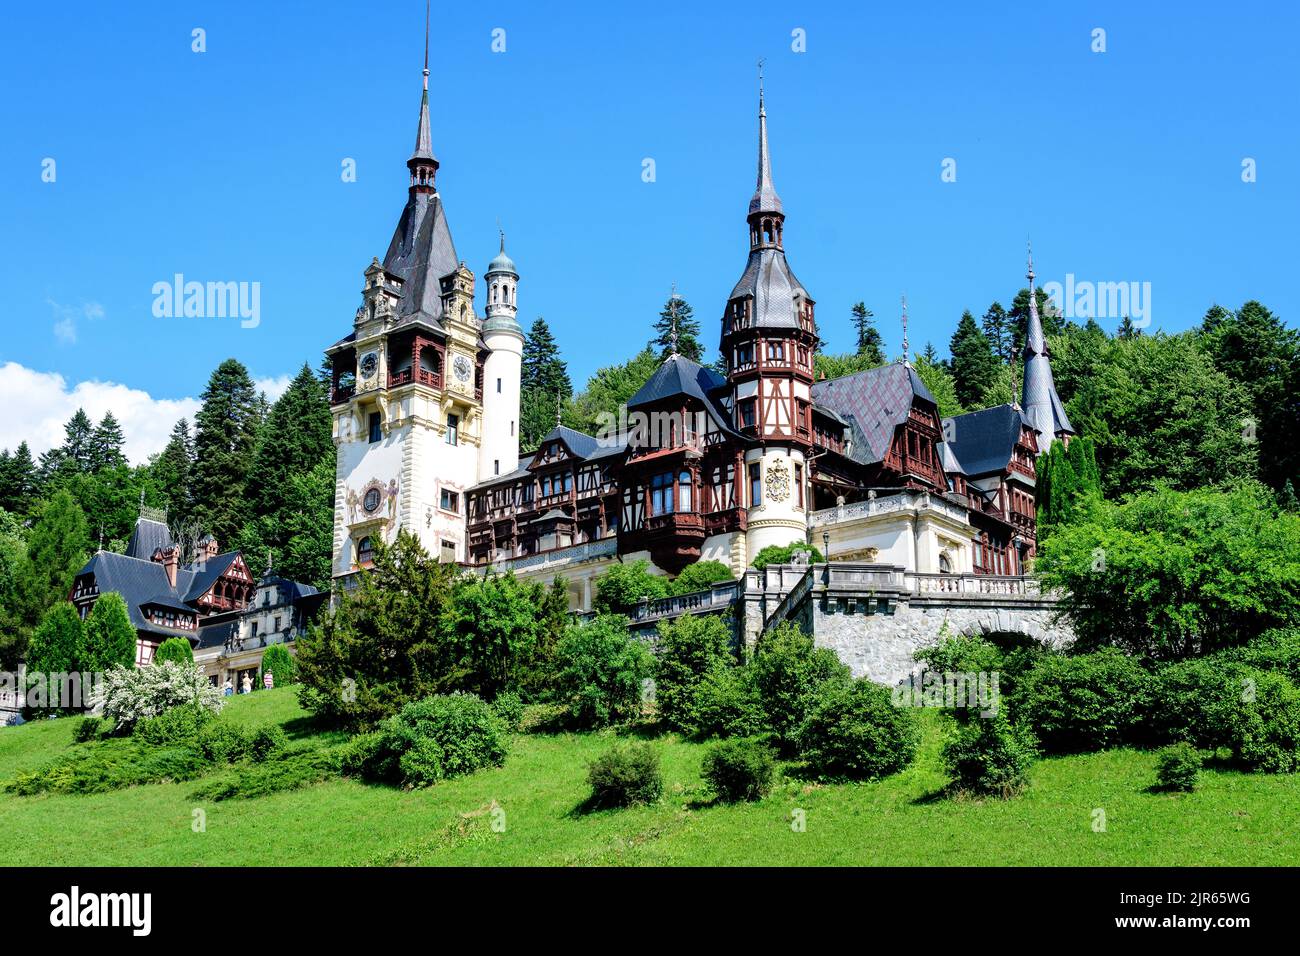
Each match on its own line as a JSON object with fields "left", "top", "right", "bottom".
{"left": 453, "top": 354, "right": 473, "bottom": 382}
{"left": 359, "top": 352, "right": 378, "bottom": 377}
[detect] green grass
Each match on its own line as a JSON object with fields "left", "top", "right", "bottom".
{"left": 2, "top": 687, "right": 1298, "bottom": 865}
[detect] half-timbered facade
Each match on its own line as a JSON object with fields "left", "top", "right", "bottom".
{"left": 336, "top": 71, "right": 1075, "bottom": 609}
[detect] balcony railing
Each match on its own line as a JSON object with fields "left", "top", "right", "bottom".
{"left": 388, "top": 367, "right": 442, "bottom": 389}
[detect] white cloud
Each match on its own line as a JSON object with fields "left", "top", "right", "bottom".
{"left": 254, "top": 375, "right": 292, "bottom": 402}
{"left": 47, "top": 299, "right": 105, "bottom": 347}
{"left": 0, "top": 363, "right": 302, "bottom": 465}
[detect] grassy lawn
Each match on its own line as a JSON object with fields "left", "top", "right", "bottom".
{"left": 2, "top": 687, "right": 1298, "bottom": 866}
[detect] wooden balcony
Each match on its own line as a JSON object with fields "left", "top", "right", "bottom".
{"left": 388, "top": 367, "right": 442, "bottom": 389}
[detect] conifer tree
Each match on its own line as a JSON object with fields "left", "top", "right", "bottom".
{"left": 190, "top": 359, "right": 260, "bottom": 547}
{"left": 83, "top": 592, "right": 137, "bottom": 671}
{"left": 152, "top": 419, "right": 195, "bottom": 526}
{"left": 89, "top": 412, "right": 127, "bottom": 471}
{"left": 245, "top": 364, "right": 333, "bottom": 520}
{"left": 949, "top": 310, "right": 1000, "bottom": 409}
{"left": 652, "top": 293, "right": 703, "bottom": 363}
{"left": 24, "top": 604, "right": 86, "bottom": 710}
{"left": 520, "top": 317, "right": 572, "bottom": 449}
{"left": 850, "top": 302, "right": 885, "bottom": 365}
{"left": 4, "top": 490, "right": 90, "bottom": 666}
{"left": 981, "top": 302, "right": 1014, "bottom": 364}
{"left": 0, "top": 442, "right": 37, "bottom": 513}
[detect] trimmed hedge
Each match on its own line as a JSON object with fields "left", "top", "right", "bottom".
{"left": 1155, "top": 742, "right": 1201, "bottom": 792}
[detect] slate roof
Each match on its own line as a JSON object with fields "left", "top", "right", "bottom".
{"left": 180, "top": 552, "right": 240, "bottom": 603}
{"left": 811, "top": 363, "right": 937, "bottom": 465}
{"left": 626, "top": 355, "right": 739, "bottom": 437}
{"left": 729, "top": 248, "right": 807, "bottom": 330}
{"left": 1021, "top": 264, "right": 1074, "bottom": 449}
{"left": 125, "top": 517, "right": 174, "bottom": 560}
{"left": 74, "top": 552, "right": 196, "bottom": 639}
{"left": 382, "top": 193, "right": 459, "bottom": 326}
{"left": 940, "top": 403, "right": 1032, "bottom": 477}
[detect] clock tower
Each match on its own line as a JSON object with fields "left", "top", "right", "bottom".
{"left": 326, "top": 45, "right": 511, "bottom": 579}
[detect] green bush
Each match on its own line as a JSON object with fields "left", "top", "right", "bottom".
{"left": 1234, "top": 628, "right": 1300, "bottom": 684}
{"left": 1017, "top": 649, "right": 1152, "bottom": 753}
{"left": 337, "top": 731, "right": 390, "bottom": 780}
{"left": 687, "top": 665, "right": 765, "bottom": 739}
{"left": 491, "top": 691, "right": 525, "bottom": 732}
{"left": 702, "top": 738, "right": 775, "bottom": 802}
{"left": 134, "top": 704, "right": 214, "bottom": 746}
{"left": 73, "top": 716, "right": 104, "bottom": 743}
{"left": 369, "top": 693, "right": 508, "bottom": 787}
{"left": 593, "top": 560, "right": 668, "bottom": 613}
{"left": 942, "top": 709, "right": 1038, "bottom": 798}
{"left": 1150, "top": 656, "right": 1249, "bottom": 750}
{"left": 797, "top": 679, "right": 920, "bottom": 780}
{"left": 191, "top": 748, "right": 342, "bottom": 801}
{"left": 82, "top": 593, "right": 137, "bottom": 671}
{"left": 1155, "top": 742, "right": 1201, "bottom": 792}
{"left": 751, "top": 622, "right": 850, "bottom": 750}
{"left": 153, "top": 637, "right": 195, "bottom": 666}
{"left": 653, "top": 614, "right": 735, "bottom": 732}
{"left": 586, "top": 742, "right": 663, "bottom": 808}
{"left": 751, "top": 542, "right": 822, "bottom": 571}
{"left": 197, "top": 721, "right": 251, "bottom": 763}
{"left": 667, "top": 560, "right": 735, "bottom": 597}
{"left": 552, "top": 615, "right": 651, "bottom": 728}
{"left": 1233, "top": 670, "right": 1300, "bottom": 773}
{"left": 249, "top": 725, "right": 289, "bottom": 763}
{"left": 260, "top": 644, "right": 295, "bottom": 687}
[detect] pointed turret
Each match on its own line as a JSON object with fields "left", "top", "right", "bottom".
{"left": 1020, "top": 245, "right": 1074, "bottom": 453}
{"left": 750, "top": 71, "right": 783, "bottom": 218}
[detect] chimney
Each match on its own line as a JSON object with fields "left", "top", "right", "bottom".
{"left": 198, "top": 534, "right": 219, "bottom": 561}
{"left": 154, "top": 545, "right": 179, "bottom": 589}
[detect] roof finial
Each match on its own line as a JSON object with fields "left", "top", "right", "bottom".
{"left": 668, "top": 282, "right": 680, "bottom": 358}
{"left": 758, "top": 57, "right": 765, "bottom": 114}
{"left": 900, "top": 294, "right": 911, "bottom": 367}
{"left": 749, "top": 60, "right": 782, "bottom": 218}
{"left": 423, "top": 0, "right": 430, "bottom": 92}
{"left": 1027, "top": 236, "right": 1034, "bottom": 286}
{"left": 556, "top": 387, "right": 562, "bottom": 426}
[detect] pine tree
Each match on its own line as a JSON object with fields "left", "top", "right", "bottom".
{"left": 190, "top": 358, "right": 260, "bottom": 548}
{"left": 89, "top": 412, "right": 127, "bottom": 471}
{"left": 949, "top": 310, "right": 1001, "bottom": 409}
{"left": 0, "top": 442, "right": 37, "bottom": 513}
{"left": 922, "top": 342, "right": 938, "bottom": 364}
{"left": 83, "top": 592, "right": 137, "bottom": 671}
{"left": 245, "top": 364, "right": 333, "bottom": 522}
{"left": 24, "top": 604, "right": 86, "bottom": 711}
{"left": 652, "top": 294, "right": 703, "bottom": 363}
{"left": 152, "top": 419, "right": 195, "bottom": 526}
{"left": 520, "top": 318, "right": 572, "bottom": 449}
{"left": 981, "top": 302, "right": 1014, "bottom": 364}
{"left": 5, "top": 490, "right": 90, "bottom": 666}
{"left": 1117, "top": 316, "right": 1141, "bottom": 340}
{"left": 61, "top": 409, "right": 95, "bottom": 472}
{"left": 851, "top": 302, "right": 885, "bottom": 365}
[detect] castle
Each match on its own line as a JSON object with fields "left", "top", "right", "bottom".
{"left": 325, "top": 61, "right": 1073, "bottom": 613}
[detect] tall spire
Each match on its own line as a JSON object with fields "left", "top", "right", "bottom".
{"left": 1020, "top": 242, "right": 1074, "bottom": 453}
{"left": 749, "top": 59, "right": 783, "bottom": 219}
{"left": 900, "top": 294, "right": 911, "bottom": 367}
{"left": 668, "top": 282, "right": 680, "bottom": 357}
{"left": 407, "top": 0, "right": 438, "bottom": 188}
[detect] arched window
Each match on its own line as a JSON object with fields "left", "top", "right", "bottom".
{"left": 939, "top": 553, "right": 952, "bottom": 574}
{"left": 358, "top": 536, "right": 374, "bottom": 564}
{"left": 678, "top": 471, "right": 692, "bottom": 512}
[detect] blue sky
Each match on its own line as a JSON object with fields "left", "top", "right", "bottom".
{"left": 1, "top": 0, "right": 1296, "bottom": 460}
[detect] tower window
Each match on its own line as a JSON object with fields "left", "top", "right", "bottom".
{"left": 446, "top": 413, "right": 459, "bottom": 445}
{"left": 440, "top": 540, "right": 457, "bottom": 563}
{"left": 368, "top": 412, "right": 381, "bottom": 444}
{"left": 357, "top": 536, "right": 374, "bottom": 564}
{"left": 494, "top": 460, "right": 500, "bottom": 475}
{"left": 739, "top": 399, "right": 757, "bottom": 429}
{"left": 650, "top": 472, "right": 675, "bottom": 515}
{"left": 497, "top": 377, "right": 502, "bottom": 393}
{"left": 678, "top": 471, "right": 693, "bottom": 512}
{"left": 795, "top": 462, "right": 804, "bottom": 508}
{"left": 749, "top": 463, "right": 762, "bottom": 507}
{"left": 510, "top": 420, "right": 515, "bottom": 436}
{"left": 439, "top": 488, "right": 460, "bottom": 513}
